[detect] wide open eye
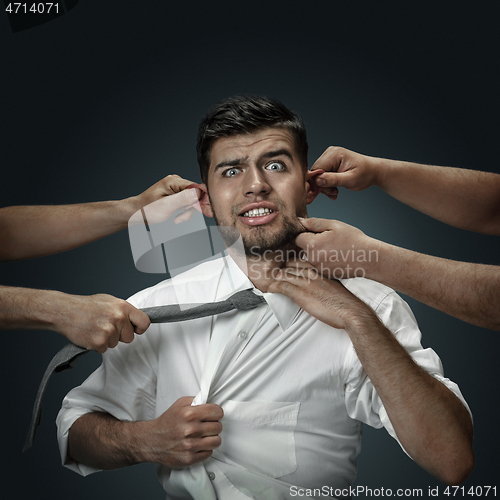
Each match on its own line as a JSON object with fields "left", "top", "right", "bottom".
{"left": 265, "top": 162, "right": 285, "bottom": 171}
{"left": 222, "top": 167, "right": 241, "bottom": 177}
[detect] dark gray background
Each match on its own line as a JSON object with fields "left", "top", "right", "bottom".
{"left": 1, "top": 1, "right": 499, "bottom": 498}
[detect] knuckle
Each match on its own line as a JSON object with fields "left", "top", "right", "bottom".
{"left": 111, "top": 309, "right": 127, "bottom": 323}
{"left": 180, "top": 438, "right": 195, "bottom": 452}
{"left": 182, "top": 424, "right": 197, "bottom": 439}
{"left": 182, "top": 407, "right": 195, "bottom": 421}
{"left": 101, "top": 324, "right": 116, "bottom": 336}
{"left": 92, "top": 336, "right": 109, "bottom": 351}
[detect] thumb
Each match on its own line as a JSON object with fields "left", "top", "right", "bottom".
{"left": 316, "top": 171, "right": 351, "bottom": 188}
{"left": 298, "top": 217, "right": 333, "bottom": 233}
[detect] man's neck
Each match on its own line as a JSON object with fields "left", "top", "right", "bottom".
{"left": 228, "top": 247, "right": 299, "bottom": 292}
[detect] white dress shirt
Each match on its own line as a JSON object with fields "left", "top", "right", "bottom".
{"left": 56, "top": 256, "right": 470, "bottom": 500}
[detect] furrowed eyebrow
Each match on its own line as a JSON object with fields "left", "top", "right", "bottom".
{"left": 260, "top": 149, "right": 294, "bottom": 162}
{"left": 214, "top": 157, "right": 248, "bottom": 172}
{"left": 213, "top": 149, "right": 294, "bottom": 173}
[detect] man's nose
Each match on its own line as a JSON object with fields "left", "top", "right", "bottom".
{"left": 243, "top": 167, "right": 271, "bottom": 196}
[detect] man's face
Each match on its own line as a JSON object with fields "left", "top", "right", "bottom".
{"left": 200, "top": 128, "right": 316, "bottom": 256}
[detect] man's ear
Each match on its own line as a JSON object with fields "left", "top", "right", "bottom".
{"left": 189, "top": 183, "right": 213, "bottom": 217}
{"left": 305, "top": 170, "right": 321, "bottom": 204}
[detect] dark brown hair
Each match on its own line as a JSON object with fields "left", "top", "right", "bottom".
{"left": 197, "top": 95, "right": 308, "bottom": 184}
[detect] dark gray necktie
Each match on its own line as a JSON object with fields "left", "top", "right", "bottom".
{"left": 24, "top": 289, "right": 266, "bottom": 451}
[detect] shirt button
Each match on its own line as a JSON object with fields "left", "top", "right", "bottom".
{"left": 208, "top": 471, "right": 216, "bottom": 481}
{"left": 238, "top": 331, "right": 248, "bottom": 340}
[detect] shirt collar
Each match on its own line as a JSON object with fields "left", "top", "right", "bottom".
{"left": 215, "top": 254, "right": 254, "bottom": 299}
{"left": 262, "top": 291, "right": 301, "bottom": 331}
{"left": 216, "top": 255, "right": 301, "bottom": 331}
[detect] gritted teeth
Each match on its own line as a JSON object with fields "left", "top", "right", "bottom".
{"left": 242, "top": 207, "right": 274, "bottom": 217}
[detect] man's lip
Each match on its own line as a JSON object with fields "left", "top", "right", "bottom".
{"left": 238, "top": 202, "right": 278, "bottom": 216}
{"left": 239, "top": 210, "right": 278, "bottom": 226}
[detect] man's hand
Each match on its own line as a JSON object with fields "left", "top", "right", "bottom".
{"left": 295, "top": 217, "right": 380, "bottom": 279}
{"left": 139, "top": 397, "right": 223, "bottom": 468}
{"left": 133, "top": 174, "right": 201, "bottom": 211}
{"left": 128, "top": 175, "right": 202, "bottom": 227}
{"left": 268, "top": 256, "right": 375, "bottom": 331}
{"left": 68, "top": 397, "right": 224, "bottom": 471}
{"left": 311, "top": 147, "right": 381, "bottom": 200}
{"left": 49, "top": 292, "right": 151, "bottom": 352}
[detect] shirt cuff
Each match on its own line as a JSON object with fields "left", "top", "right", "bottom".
{"left": 56, "top": 404, "right": 103, "bottom": 476}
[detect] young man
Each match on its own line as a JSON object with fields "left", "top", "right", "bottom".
{"left": 57, "top": 96, "right": 474, "bottom": 499}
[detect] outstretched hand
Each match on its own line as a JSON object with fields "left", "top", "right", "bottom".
{"left": 52, "top": 293, "right": 151, "bottom": 353}
{"left": 131, "top": 175, "right": 202, "bottom": 225}
{"left": 268, "top": 255, "right": 375, "bottom": 331}
{"left": 311, "top": 147, "right": 380, "bottom": 200}
{"left": 294, "top": 217, "right": 379, "bottom": 279}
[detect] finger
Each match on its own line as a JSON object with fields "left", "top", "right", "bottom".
{"left": 195, "top": 435, "right": 222, "bottom": 452}
{"left": 311, "top": 147, "right": 344, "bottom": 172}
{"left": 297, "top": 217, "right": 334, "bottom": 233}
{"left": 118, "top": 322, "right": 136, "bottom": 344}
{"left": 175, "top": 187, "right": 201, "bottom": 208}
{"left": 283, "top": 258, "right": 315, "bottom": 271}
{"left": 186, "top": 184, "right": 203, "bottom": 197}
{"left": 282, "top": 267, "right": 318, "bottom": 280}
{"left": 199, "top": 403, "right": 224, "bottom": 421}
{"left": 199, "top": 420, "right": 223, "bottom": 437}
{"left": 129, "top": 307, "right": 151, "bottom": 335}
{"left": 168, "top": 176, "right": 197, "bottom": 193}
{"left": 94, "top": 342, "right": 108, "bottom": 354}
{"left": 268, "top": 279, "right": 300, "bottom": 297}
{"left": 272, "top": 267, "right": 315, "bottom": 283}
{"left": 143, "top": 188, "right": 200, "bottom": 223}
{"left": 174, "top": 207, "right": 196, "bottom": 224}
{"left": 175, "top": 396, "right": 196, "bottom": 407}
{"left": 319, "top": 186, "right": 339, "bottom": 198}
{"left": 107, "top": 329, "right": 120, "bottom": 349}
{"left": 306, "top": 169, "right": 325, "bottom": 184}
{"left": 314, "top": 171, "right": 348, "bottom": 188}
{"left": 189, "top": 450, "right": 215, "bottom": 465}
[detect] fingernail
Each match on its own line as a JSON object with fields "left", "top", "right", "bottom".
{"left": 316, "top": 178, "right": 326, "bottom": 186}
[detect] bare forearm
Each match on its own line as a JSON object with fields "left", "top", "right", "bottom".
{"left": 0, "top": 285, "right": 70, "bottom": 331}
{"left": 68, "top": 399, "right": 224, "bottom": 470}
{"left": 0, "top": 285, "right": 149, "bottom": 351}
{"left": 344, "top": 315, "right": 474, "bottom": 485}
{"left": 68, "top": 412, "right": 148, "bottom": 470}
{"left": 0, "top": 174, "right": 198, "bottom": 262}
{"left": 369, "top": 241, "right": 500, "bottom": 330}
{"left": 0, "top": 199, "right": 140, "bottom": 261}
{"left": 376, "top": 159, "right": 500, "bottom": 235}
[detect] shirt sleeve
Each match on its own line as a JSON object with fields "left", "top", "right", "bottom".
{"left": 342, "top": 287, "right": 472, "bottom": 454}
{"left": 56, "top": 296, "right": 159, "bottom": 476}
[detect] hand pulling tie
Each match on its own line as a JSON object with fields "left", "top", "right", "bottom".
{"left": 23, "top": 289, "right": 266, "bottom": 451}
